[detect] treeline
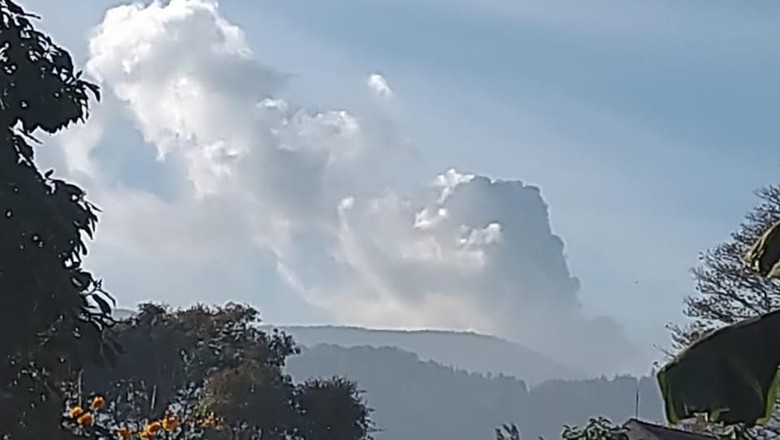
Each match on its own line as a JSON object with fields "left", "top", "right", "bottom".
{"left": 287, "top": 345, "right": 663, "bottom": 440}
{"left": 78, "top": 304, "right": 374, "bottom": 439}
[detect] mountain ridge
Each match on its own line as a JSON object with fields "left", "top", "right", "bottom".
{"left": 114, "top": 308, "right": 582, "bottom": 384}
{"left": 274, "top": 324, "right": 583, "bottom": 384}
{"left": 286, "top": 343, "right": 664, "bottom": 440}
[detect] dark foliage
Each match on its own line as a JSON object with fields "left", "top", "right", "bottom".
{"left": 561, "top": 418, "right": 627, "bottom": 440}
{"left": 81, "top": 304, "right": 373, "bottom": 440}
{"left": 670, "top": 185, "right": 780, "bottom": 350}
{"left": 295, "top": 377, "right": 374, "bottom": 440}
{"left": 659, "top": 310, "right": 780, "bottom": 426}
{"left": 0, "top": 1, "right": 112, "bottom": 438}
{"left": 660, "top": 185, "right": 780, "bottom": 430}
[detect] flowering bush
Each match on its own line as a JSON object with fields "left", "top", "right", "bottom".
{"left": 63, "top": 395, "right": 223, "bottom": 440}
{"left": 65, "top": 304, "right": 373, "bottom": 440}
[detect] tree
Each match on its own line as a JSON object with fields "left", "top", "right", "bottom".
{"left": 294, "top": 377, "right": 373, "bottom": 440}
{"left": 0, "top": 1, "right": 114, "bottom": 438}
{"left": 202, "top": 358, "right": 297, "bottom": 439}
{"left": 658, "top": 185, "right": 780, "bottom": 430}
{"left": 669, "top": 185, "right": 780, "bottom": 350}
{"left": 78, "top": 304, "right": 374, "bottom": 440}
{"left": 61, "top": 394, "right": 224, "bottom": 440}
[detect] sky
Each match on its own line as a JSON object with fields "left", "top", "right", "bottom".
{"left": 19, "top": 0, "right": 780, "bottom": 376}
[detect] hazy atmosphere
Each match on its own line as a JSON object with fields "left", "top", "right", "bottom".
{"left": 23, "top": 0, "right": 780, "bottom": 376}
{"left": 5, "top": 1, "right": 780, "bottom": 439}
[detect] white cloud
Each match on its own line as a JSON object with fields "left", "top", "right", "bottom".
{"left": 304, "top": 172, "right": 634, "bottom": 372}
{"left": 366, "top": 72, "right": 394, "bottom": 99}
{"left": 82, "top": 0, "right": 396, "bottom": 254}
{"left": 53, "top": 0, "right": 637, "bottom": 374}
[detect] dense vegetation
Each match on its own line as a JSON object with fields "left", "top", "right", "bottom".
{"left": 73, "top": 303, "right": 374, "bottom": 440}
{"left": 658, "top": 185, "right": 780, "bottom": 437}
{"left": 0, "top": 0, "right": 115, "bottom": 437}
{"left": 288, "top": 344, "right": 663, "bottom": 440}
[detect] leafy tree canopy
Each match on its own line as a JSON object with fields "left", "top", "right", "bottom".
{"left": 77, "top": 303, "right": 374, "bottom": 440}
{"left": 0, "top": 0, "right": 113, "bottom": 438}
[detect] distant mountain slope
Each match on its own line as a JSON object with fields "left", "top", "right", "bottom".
{"left": 116, "top": 310, "right": 578, "bottom": 383}
{"left": 275, "top": 325, "right": 582, "bottom": 384}
{"left": 286, "top": 344, "right": 664, "bottom": 440}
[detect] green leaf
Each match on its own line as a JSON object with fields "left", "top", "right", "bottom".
{"left": 657, "top": 310, "right": 780, "bottom": 426}
{"left": 743, "top": 220, "right": 780, "bottom": 277}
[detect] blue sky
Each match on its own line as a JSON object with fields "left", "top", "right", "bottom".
{"left": 22, "top": 0, "right": 780, "bottom": 374}
{"left": 229, "top": 0, "right": 780, "bottom": 325}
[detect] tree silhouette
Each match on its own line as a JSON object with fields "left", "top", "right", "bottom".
{"left": 295, "top": 377, "right": 374, "bottom": 440}
{"left": 669, "top": 185, "right": 780, "bottom": 351}
{"left": 659, "top": 185, "right": 780, "bottom": 429}
{"left": 80, "top": 304, "right": 373, "bottom": 440}
{"left": 0, "top": 1, "right": 114, "bottom": 438}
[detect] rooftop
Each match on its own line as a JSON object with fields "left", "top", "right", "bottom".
{"left": 623, "top": 419, "right": 716, "bottom": 440}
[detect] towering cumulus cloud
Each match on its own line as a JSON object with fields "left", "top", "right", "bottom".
{"left": 57, "top": 0, "right": 635, "bottom": 373}
{"left": 320, "top": 170, "right": 633, "bottom": 371}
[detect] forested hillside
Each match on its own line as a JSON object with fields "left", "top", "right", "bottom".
{"left": 287, "top": 344, "right": 664, "bottom": 440}
{"left": 277, "top": 325, "right": 582, "bottom": 384}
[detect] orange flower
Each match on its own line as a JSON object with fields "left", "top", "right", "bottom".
{"left": 116, "top": 427, "right": 132, "bottom": 439}
{"left": 162, "top": 416, "right": 179, "bottom": 432}
{"left": 91, "top": 395, "right": 105, "bottom": 410}
{"left": 68, "top": 406, "right": 86, "bottom": 419}
{"left": 76, "top": 412, "right": 94, "bottom": 427}
{"left": 145, "top": 421, "right": 163, "bottom": 435}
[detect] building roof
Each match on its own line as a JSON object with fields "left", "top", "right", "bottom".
{"left": 623, "top": 418, "right": 716, "bottom": 440}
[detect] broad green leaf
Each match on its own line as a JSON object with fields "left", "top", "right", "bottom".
{"left": 743, "top": 220, "right": 780, "bottom": 278}
{"left": 657, "top": 309, "right": 780, "bottom": 426}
